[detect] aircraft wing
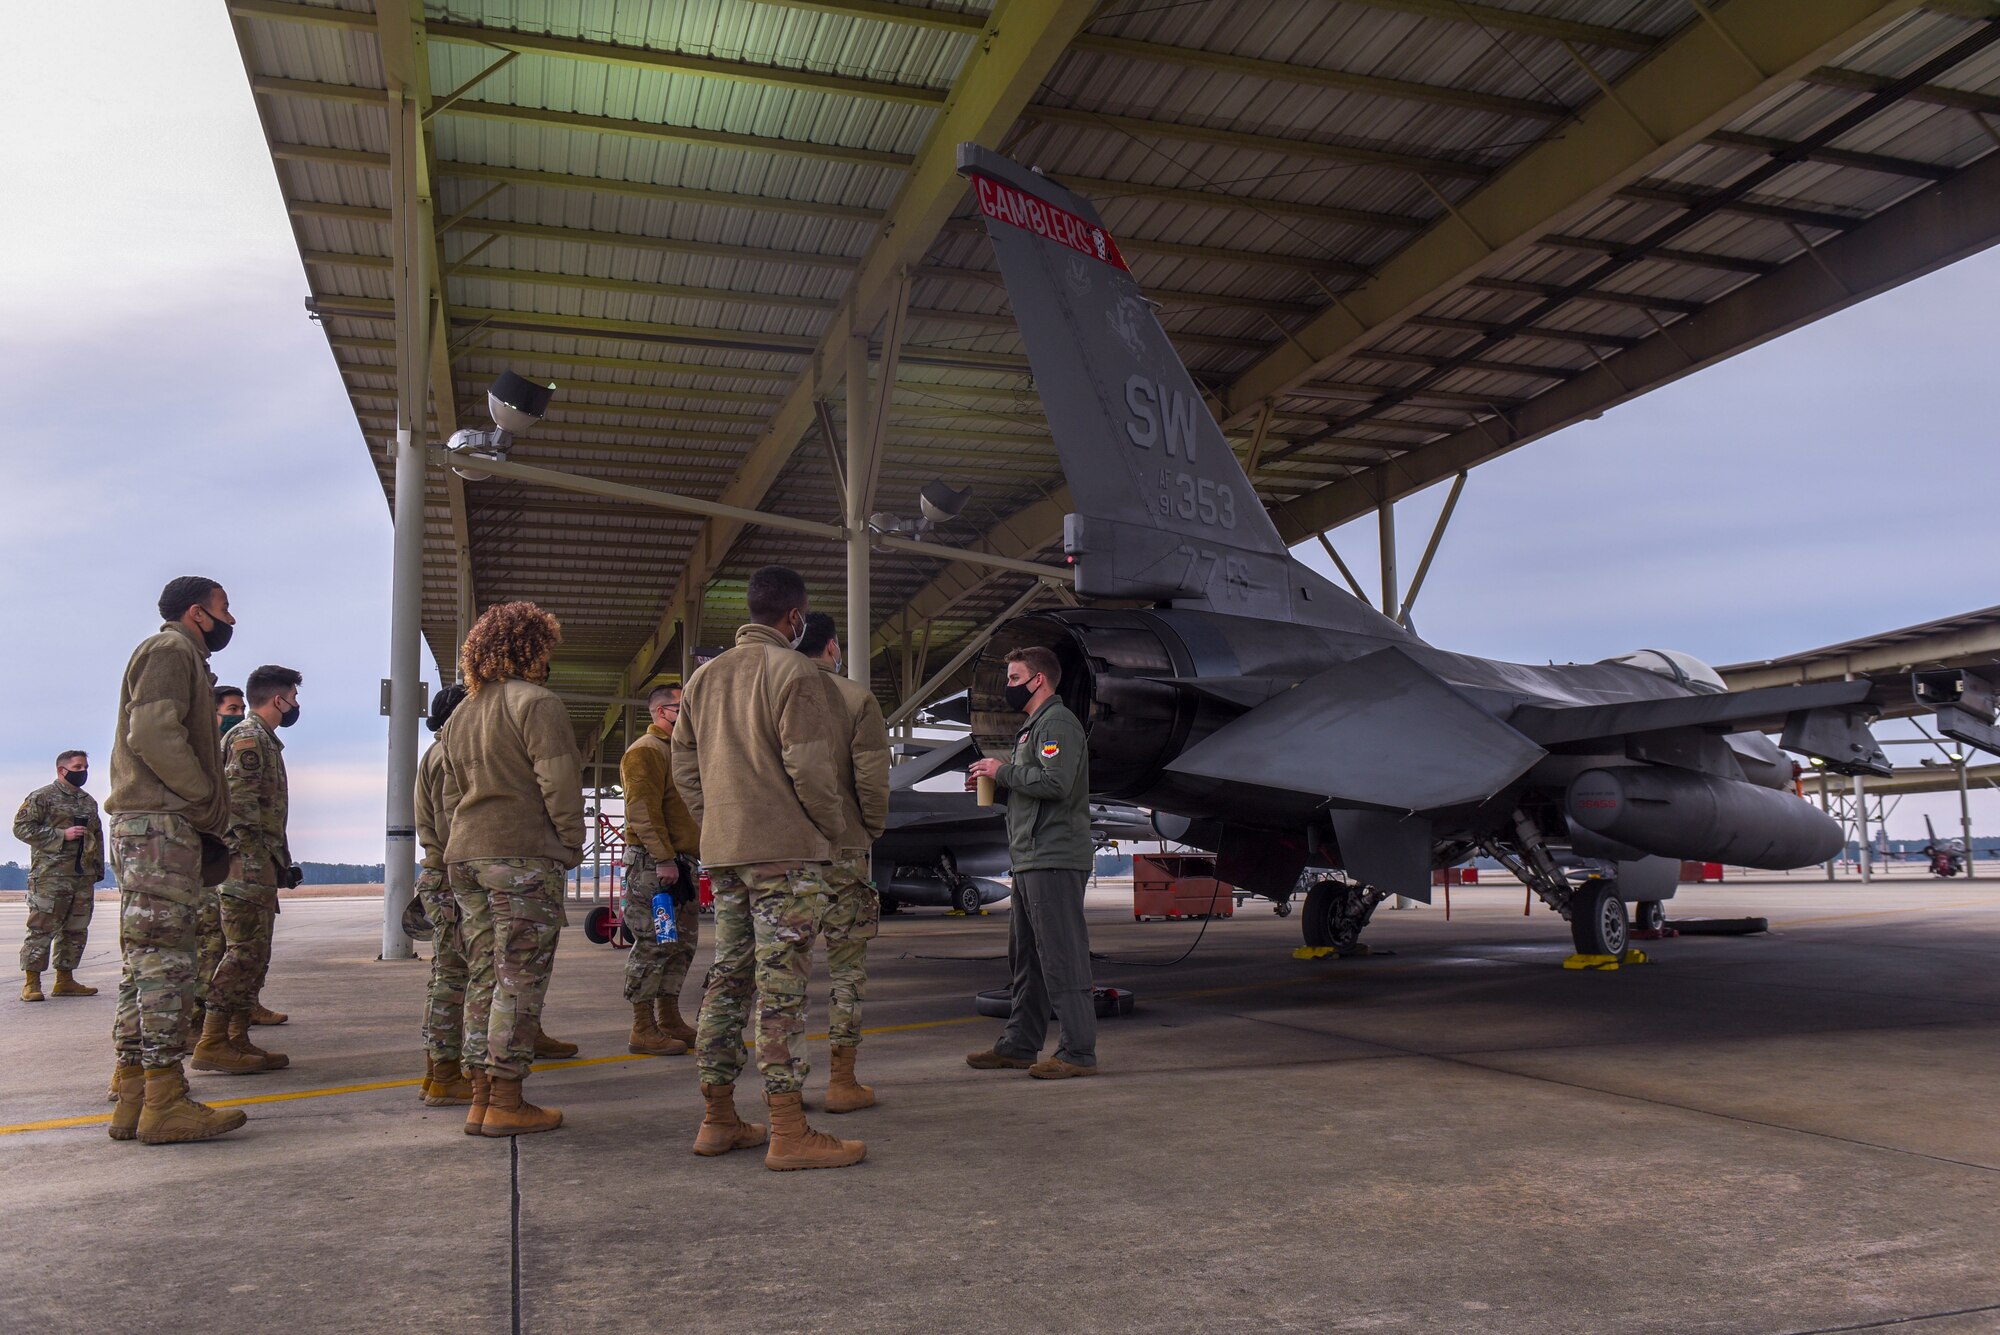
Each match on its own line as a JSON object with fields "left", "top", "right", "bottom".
{"left": 1164, "top": 647, "right": 1545, "bottom": 812}
{"left": 1510, "top": 679, "right": 1875, "bottom": 746}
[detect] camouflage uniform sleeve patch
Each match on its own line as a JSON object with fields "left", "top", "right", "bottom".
{"left": 234, "top": 741, "right": 262, "bottom": 774}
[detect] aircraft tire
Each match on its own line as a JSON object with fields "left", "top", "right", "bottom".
{"left": 951, "top": 879, "right": 983, "bottom": 915}
{"left": 1569, "top": 884, "right": 1629, "bottom": 957}
{"left": 1633, "top": 900, "right": 1665, "bottom": 933}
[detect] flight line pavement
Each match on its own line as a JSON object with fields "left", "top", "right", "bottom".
{"left": 3, "top": 879, "right": 1999, "bottom": 1334}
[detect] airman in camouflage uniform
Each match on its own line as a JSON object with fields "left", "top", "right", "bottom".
{"left": 798, "top": 612, "right": 891, "bottom": 1113}
{"left": 440, "top": 602, "right": 583, "bottom": 1137}
{"left": 193, "top": 666, "right": 300, "bottom": 1075}
{"left": 673, "top": 567, "right": 863, "bottom": 1170}
{"left": 413, "top": 685, "right": 472, "bottom": 1105}
{"left": 15, "top": 752, "right": 105, "bottom": 1001}
{"left": 105, "top": 575, "right": 247, "bottom": 1145}
{"left": 194, "top": 687, "right": 245, "bottom": 1031}
{"left": 619, "top": 681, "right": 701, "bottom": 1056}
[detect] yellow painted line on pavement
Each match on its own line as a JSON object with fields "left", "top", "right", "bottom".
{"left": 0, "top": 1011, "right": 1004, "bottom": 1138}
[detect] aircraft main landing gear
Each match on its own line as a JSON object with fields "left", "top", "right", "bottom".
{"left": 1300, "top": 875, "right": 1387, "bottom": 954}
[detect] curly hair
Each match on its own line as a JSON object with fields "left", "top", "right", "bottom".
{"left": 460, "top": 601, "right": 563, "bottom": 692}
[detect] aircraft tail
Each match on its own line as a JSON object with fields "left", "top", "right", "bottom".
{"left": 956, "top": 145, "right": 1334, "bottom": 621}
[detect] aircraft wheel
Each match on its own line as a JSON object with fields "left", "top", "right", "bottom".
{"left": 582, "top": 905, "right": 615, "bottom": 946}
{"left": 1300, "top": 878, "right": 1381, "bottom": 951}
{"left": 1569, "top": 884, "right": 1629, "bottom": 957}
{"left": 1274, "top": 898, "right": 1292, "bottom": 918}
{"left": 950, "top": 879, "right": 984, "bottom": 915}
{"left": 1633, "top": 900, "right": 1665, "bottom": 933}
{"left": 880, "top": 896, "right": 903, "bottom": 916}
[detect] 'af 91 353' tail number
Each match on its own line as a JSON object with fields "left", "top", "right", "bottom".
{"left": 1126, "top": 375, "right": 1236, "bottom": 531}
{"left": 1158, "top": 470, "right": 1236, "bottom": 528}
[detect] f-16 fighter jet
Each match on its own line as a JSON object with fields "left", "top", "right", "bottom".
{"left": 951, "top": 144, "right": 1998, "bottom": 960}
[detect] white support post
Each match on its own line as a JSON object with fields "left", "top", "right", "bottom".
{"left": 1960, "top": 759, "right": 1976, "bottom": 881}
{"left": 1853, "top": 774, "right": 1872, "bottom": 883}
{"left": 845, "top": 333, "right": 873, "bottom": 687}
{"left": 382, "top": 85, "right": 427, "bottom": 962}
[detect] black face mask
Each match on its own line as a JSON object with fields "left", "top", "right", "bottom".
{"left": 1003, "top": 679, "right": 1036, "bottom": 713}
{"left": 198, "top": 611, "right": 233, "bottom": 653}
{"left": 279, "top": 703, "right": 301, "bottom": 728}
{"left": 64, "top": 769, "right": 87, "bottom": 789}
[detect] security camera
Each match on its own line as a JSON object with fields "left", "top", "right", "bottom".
{"left": 446, "top": 369, "right": 556, "bottom": 481}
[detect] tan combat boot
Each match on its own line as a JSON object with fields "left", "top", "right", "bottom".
{"left": 531, "top": 1027, "right": 578, "bottom": 1059}
{"left": 193, "top": 1010, "right": 267, "bottom": 1074}
{"left": 419, "top": 1054, "right": 439, "bottom": 1101}
{"left": 424, "top": 1059, "right": 475, "bottom": 1107}
{"left": 463, "top": 1070, "right": 491, "bottom": 1135}
{"left": 824, "top": 1044, "right": 876, "bottom": 1114}
{"left": 692, "top": 1082, "right": 767, "bottom": 1156}
{"left": 21, "top": 971, "right": 43, "bottom": 1003}
{"left": 655, "top": 995, "right": 697, "bottom": 1047}
{"left": 107, "top": 1063, "right": 145, "bottom": 1141}
{"left": 51, "top": 968, "right": 97, "bottom": 997}
{"left": 136, "top": 1063, "right": 247, "bottom": 1144}
{"left": 628, "top": 1001, "right": 687, "bottom": 1056}
{"left": 764, "top": 1090, "right": 865, "bottom": 1171}
{"left": 249, "top": 1001, "right": 287, "bottom": 1026}
{"left": 480, "top": 1077, "right": 562, "bottom": 1136}
{"left": 229, "top": 1011, "right": 289, "bottom": 1070}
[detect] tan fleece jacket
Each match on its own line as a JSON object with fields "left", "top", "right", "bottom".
{"left": 105, "top": 621, "right": 229, "bottom": 837}
{"left": 670, "top": 622, "right": 845, "bottom": 867}
{"left": 439, "top": 677, "right": 585, "bottom": 868}
{"left": 620, "top": 724, "right": 699, "bottom": 862}
{"left": 414, "top": 738, "right": 453, "bottom": 873}
{"left": 814, "top": 660, "right": 891, "bottom": 855}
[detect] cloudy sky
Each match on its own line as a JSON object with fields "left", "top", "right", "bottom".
{"left": 3, "top": 4, "right": 1993, "bottom": 865}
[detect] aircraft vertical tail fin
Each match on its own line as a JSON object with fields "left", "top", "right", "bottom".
{"left": 956, "top": 145, "right": 1337, "bottom": 621}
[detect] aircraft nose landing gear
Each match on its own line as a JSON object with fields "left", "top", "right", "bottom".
{"left": 1568, "top": 882, "right": 1629, "bottom": 958}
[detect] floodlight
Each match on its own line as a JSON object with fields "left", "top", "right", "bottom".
{"left": 918, "top": 482, "right": 971, "bottom": 526}
{"left": 870, "top": 482, "right": 973, "bottom": 538}
{"left": 446, "top": 370, "right": 557, "bottom": 481}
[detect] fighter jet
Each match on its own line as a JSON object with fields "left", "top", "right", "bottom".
{"left": 875, "top": 728, "right": 1152, "bottom": 913}
{"left": 948, "top": 144, "right": 2000, "bottom": 960}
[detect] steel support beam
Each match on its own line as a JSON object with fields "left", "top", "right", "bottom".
{"left": 377, "top": 1, "right": 427, "bottom": 963}
{"left": 605, "top": 0, "right": 1100, "bottom": 740}
{"left": 1217, "top": 0, "right": 1938, "bottom": 427}
{"left": 1268, "top": 138, "right": 2000, "bottom": 542}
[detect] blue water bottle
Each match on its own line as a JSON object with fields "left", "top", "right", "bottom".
{"left": 652, "top": 889, "right": 678, "bottom": 944}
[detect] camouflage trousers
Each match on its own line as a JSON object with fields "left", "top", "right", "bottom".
{"left": 694, "top": 861, "right": 832, "bottom": 1095}
{"left": 620, "top": 848, "right": 698, "bottom": 1004}
{"left": 451, "top": 858, "right": 565, "bottom": 1081}
{"left": 108, "top": 813, "right": 204, "bottom": 1069}
{"left": 20, "top": 872, "right": 95, "bottom": 972}
{"left": 193, "top": 885, "right": 222, "bottom": 1010}
{"left": 820, "top": 854, "right": 880, "bottom": 1048}
{"left": 208, "top": 882, "right": 277, "bottom": 1012}
{"left": 417, "top": 869, "right": 468, "bottom": 1063}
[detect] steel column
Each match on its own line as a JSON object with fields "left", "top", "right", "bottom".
{"left": 382, "top": 82, "right": 426, "bottom": 962}
{"left": 1853, "top": 774, "right": 1872, "bottom": 883}
{"left": 1960, "top": 759, "right": 1977, "bottom": 881}
{"left": 845, "top": 334, "right": 873, "bottom": 687}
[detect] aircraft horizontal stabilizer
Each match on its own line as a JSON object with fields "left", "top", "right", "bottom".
{"left": 889, "top": 734, "right": 978, "bottom": 791}
{"left": 1165, "top": 648, "right": 1545, "bottom": 812}
{"left": 1511, "top": 679, "right": 1873, "bottom": 747}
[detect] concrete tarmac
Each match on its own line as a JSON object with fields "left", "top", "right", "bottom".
{"left": 4, "top": 879, "right": 1999, "bottom": 1334}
